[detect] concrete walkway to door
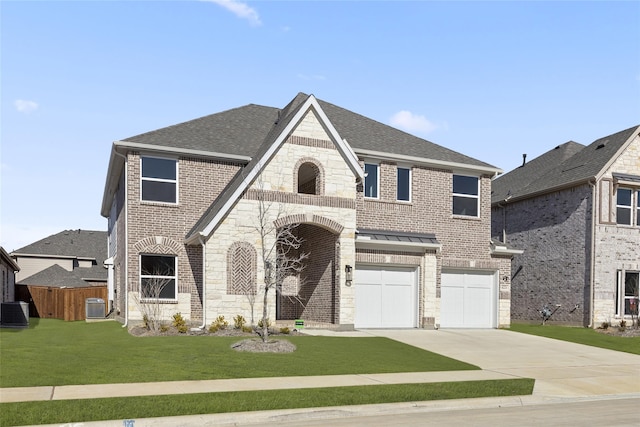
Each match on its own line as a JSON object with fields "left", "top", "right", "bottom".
{"left": 364, "top": 328, "right": 640, "bottom": 398}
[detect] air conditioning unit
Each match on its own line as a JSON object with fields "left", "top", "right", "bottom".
{"left": 86, "top": 298, "right": 105, "bottom": 319}
{"left": 1, "top": 301, "right": 29, "bottom": 327}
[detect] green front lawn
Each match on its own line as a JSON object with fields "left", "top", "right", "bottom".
{"left": 1, "top": 319, "right": 478, "bottom": 388}
{"left": 509, "top": 323, "right": 640, "bottom": 355}
{"left": 1, "top": 379, "right": 535, "bottom": 426}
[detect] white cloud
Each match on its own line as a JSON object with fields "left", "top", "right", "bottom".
{"left": 14, "top": 99, "right": 39, "bottom": 114}
{"left": 206, "top": 0, "right": 262, "bottom": 26}
{"left": 389, "top": 110, "right": 437, "bottom": 134}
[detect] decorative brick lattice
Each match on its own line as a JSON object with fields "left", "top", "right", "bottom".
{"left": 227, "top": 242, "right": 257, "bottom": 295}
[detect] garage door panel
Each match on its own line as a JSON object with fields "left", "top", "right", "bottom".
{"left": 441, "top": 271, "right": 496, "bottom": 328}
{"left": 355, "top": 266, "right": 417, "bottom": 328}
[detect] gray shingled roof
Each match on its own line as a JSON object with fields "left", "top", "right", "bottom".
{"left": 17, "top": 264, "right": 106, "bottom": 288}
{"left": 492, "top": 125, "right": 640, "bottom": 204}
{"left": 123, "top": 92, "right": 496, "bottom": 169}
{"left": 12, "top": 229, "right": 108, "bottom": 267}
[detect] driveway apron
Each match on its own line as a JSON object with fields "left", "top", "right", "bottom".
{"left": 369, "top": 329, "right": 640, "bottom": 398}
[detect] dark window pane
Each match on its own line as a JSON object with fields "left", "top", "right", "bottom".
{"left": 142, "top": 157, "right": 176, "bottom": 180}
{"left": 617, "top": 207, "right": 631, "bottom": 225}
{"left": 141, "top": 278, "right": 176, "bottom": 299}
{"left": 142, "top": 181, "right": 176, "bottom": 203}
{"left": 453, "top": 196, "right": 478, "bottom": 216}
{"left": 365, "top": 164, "right": 378, "bottom": 198}
{"left": 141, "top": 255, "right": 175, "bottom": 275}
{"left": 397, "top": 168, "right": 410, "bottom": 201}
{"left": 453, "top": 175, "right": 478, "bottom": 195}
{"left": 617, "top": 188, "right": 631, "bottom": 206}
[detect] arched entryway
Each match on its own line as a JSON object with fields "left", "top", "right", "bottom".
{"left": 274, "top": 216, "right": 342, "bottom": 324}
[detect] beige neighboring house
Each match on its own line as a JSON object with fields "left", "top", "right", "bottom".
{"left": 101, "top": 93, "right": 520, "bottom": 330}
{"left": 1, "top": 246, "right": 20, "bottom": 304}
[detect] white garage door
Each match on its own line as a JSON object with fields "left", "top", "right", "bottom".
{"left": 441, "top": 271, "right": 496, "bottom": 328}
{"left": 355, "top": 266, "right": 418, "bottom": 328}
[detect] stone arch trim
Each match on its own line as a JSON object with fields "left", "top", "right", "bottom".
{"left": 133, "top": 236, "right": 183, "bottom": 255}
{"left": 293, "top": 157, "right": 325, "bottom": 196}
{"left": 274, "top": 214, "right": 344, "bottom": 235}
{"left": 226, "top": 241, "right": 257, "bottom": 295}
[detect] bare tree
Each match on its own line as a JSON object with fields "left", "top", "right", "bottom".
{"left": 134, "top": 256, "right": 175, "bottom": 333}
{"left": 254, "top": 184, "right": 309, "bottom": 342}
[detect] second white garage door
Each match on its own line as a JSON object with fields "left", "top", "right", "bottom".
{"left": 440, "top": 270, "right": 496, "bottom": 328}
{"left": 354, "top": 266, "right": 418, "bottom": 328}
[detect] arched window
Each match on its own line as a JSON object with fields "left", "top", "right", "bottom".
{"left": 297, "top": 161, "right": 323, "bottom": 195}
{"left": 227, "top": 242, "right": 257, "bottom": 295}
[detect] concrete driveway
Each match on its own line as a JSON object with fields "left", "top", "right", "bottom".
{"left": 369, "top": 328, "right": 640, "bottom": 398}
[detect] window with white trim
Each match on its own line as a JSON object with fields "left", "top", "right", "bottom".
{"left": 364, "top": 163, "right": 379, "bottom": 199}
{"left": 453, "top": 175, "right": 479, "bottom": 217}
{"left": 141, "top": 157, "right": 177, "bottom": 203}
{"left": 140, "top": 255, "right": 177, "bottom": 301}
{"left": 616, "top": 271, "right": 639, "bottom": 316}
{"left": 637, "top": 190, "right": 639, "bottom": 226}
{"left": 397, "top": 166, "right": 411, "bottom": 202}
{"left": 616, "top": 188, "right": 632, "bottom": 225}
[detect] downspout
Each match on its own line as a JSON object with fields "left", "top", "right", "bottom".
{"left": 198, "top": 235, "right": 207, "bottom": 329}
{"left": 113, "top": 149, "right": 129, "bottom": 328}
{"left": 588, "top": 178, "right": 597, "bottom": 328}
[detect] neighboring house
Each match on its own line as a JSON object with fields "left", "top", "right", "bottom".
{"left": 11, "top": 230, "right": 109, "bottom": 320}
{"left": 101, "top": 93, "right": 518, "bottom": 330}
{"left": 492, "top": 125, "right": 640, "bottom": 327}
{"left": 1, "top": 246, "right": 20, "bottom": 304}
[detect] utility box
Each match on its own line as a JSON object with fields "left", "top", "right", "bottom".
{"left": 86, "top": 298, "right": 105, "bottom": 319}
{"left": 294, "top": 319, "right": 304, "bottom": 330}
{"left": 0, "top": 302, "right": 29, "bottom": 328}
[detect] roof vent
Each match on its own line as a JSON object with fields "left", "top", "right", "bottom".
{"left": 596, "top": 139, "right": 608, "bottom": 149}
{"left": 522, "top": 154, "right": 527, "bottom": 166}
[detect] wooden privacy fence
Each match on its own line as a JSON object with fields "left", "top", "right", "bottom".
{"left": 16, "top": 285, "right": 108, "bottom": 321}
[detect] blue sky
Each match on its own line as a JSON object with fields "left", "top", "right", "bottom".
{"left": 1, "top": 0, "right": 639, "bottom": 252}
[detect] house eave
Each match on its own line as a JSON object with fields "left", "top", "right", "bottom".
{"left": 354, "top": 148, "right": 502, "bottom": 176}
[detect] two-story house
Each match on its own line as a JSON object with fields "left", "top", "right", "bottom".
{"left": 101, "top": 93, "right": 516, "bottom": 330}
{"left": 492, "top": 125, "right": 640, "bottom": 327}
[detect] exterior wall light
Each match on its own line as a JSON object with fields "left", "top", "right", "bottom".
{"left": 345, "top": 264, "right": 353, "bottom": 286}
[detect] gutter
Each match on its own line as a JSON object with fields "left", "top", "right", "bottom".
{"left": 198, "top": 236, "right": 207, "bottom": 329}
{"left": 588, "top": 178, "right": 597, "bottom": 328}
{"left": 110, "top": 149, "right": 129, "bottom": 328}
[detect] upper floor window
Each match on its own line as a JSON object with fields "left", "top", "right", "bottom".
{"left": 397, "top": 166, "right": 411, "bottom": 202}
{"left": 364, "top": 163, "right": 379, "bottom": 199}
{"left": 297, "top": 162, "right": 321, "bottom": 195}
{"left": 636, "top": 190, "right": 639, "bottom": 226}
{"left": 140, "top": 254, "right": 177, "bottom": 301}
{"left": 453, "top": 175, "right": 479, "bottom": 217}
{"left": 141, "top": 157, "right": 177, "bottom": 203}
{"left": 616, "top": 188, "right": 632, "bottom": 225}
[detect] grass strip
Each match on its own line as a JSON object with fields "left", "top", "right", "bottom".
{"left": 509, "top": 323, "right": 640, "bottom": 355}
{"left": 1, "top": 379, "right": 534, "bottom": 426}
{"left": 1, "top": 320, "right": 478, "bottom": 387}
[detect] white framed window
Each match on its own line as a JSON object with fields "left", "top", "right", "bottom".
{"left": 636, "top": 190, "right": 639, "bottom": 226}
{"left": 140, "top": 255, "right": 177, "bottom": 301}
{"left": 141, "top": 156, "right": 178, "bottom": 203}
{"left": 364, "top": 163, "right": 379, "bottom": 199}
{"left": 616, "top": 188, "right": 632, "bottom": 225}
{"left": 616, "top": 271, "right": 639, "bottom": 316}
{"left": 397, "top": 166, "right": 411, "bottom": 202}
{"left": 453, "top": 175, "right": 479, "bottom": 217}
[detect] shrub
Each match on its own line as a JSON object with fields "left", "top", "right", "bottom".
{"left": 279, "top": 327, "right": 291, "bottom": 334}
{"left": 208, "top": 315, "right": 229, "bottom": 333}
{"left": 172, "top": 313, "right": 188, "bottom": 334}
{"left": 600, "top": 321, "right": 610, "bottom": 330}
{"left": 233, "top": 315, "right": 246, "bottom": 330}
{"left": 619, "top": 319, "right": 627, "bottom": 331}
{"left": 257, "top": 318, "right": 271, "bottom": 329}
{"left": 242, "top": 325, "right": 253, "bottom": 334}
{"left": 159, "top": 324, "right": 170, "bottom": 333}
